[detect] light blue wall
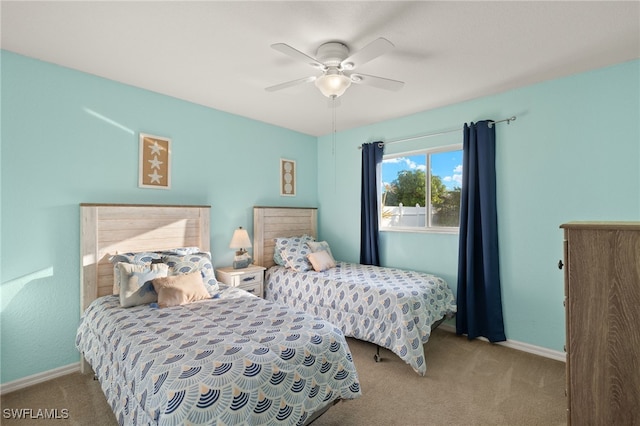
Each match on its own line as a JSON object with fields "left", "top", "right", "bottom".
{"left": 2, "top": 50, "right": 638, "bottom": 386}
{"left": 317, "top": 60, "right": 640, "bottom": 352}
{"left": 0, "top": 51, "right": 317, "bottom": 384}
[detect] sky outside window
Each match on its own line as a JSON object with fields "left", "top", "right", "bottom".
{"left": 382, "top": 150, "right": 463, "bottom": 190}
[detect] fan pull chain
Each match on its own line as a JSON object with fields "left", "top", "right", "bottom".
{"left": 332, "top": 95, "right": 337, "bottom": 192}
{"left": 332, "top": 96, "right": 337, "bottom": 156}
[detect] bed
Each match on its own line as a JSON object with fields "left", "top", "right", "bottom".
{"left": 253, "top": 206, "right": 457, "bottom": 376}
{"left": 76, "top": 203, "right": 361, "bottom": 425}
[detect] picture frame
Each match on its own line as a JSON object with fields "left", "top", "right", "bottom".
{"left": 139, "top": 133, "right": 171, "bottom": 189}
{"left": 280, "top": 158, "right": 296, "bottom": 196}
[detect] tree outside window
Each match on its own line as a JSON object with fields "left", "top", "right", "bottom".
{"left": 381, "top": 146, "right": 462, "bottom": 232}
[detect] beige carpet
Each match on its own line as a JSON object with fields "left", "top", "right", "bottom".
{"left": 1, "top": 328, "right": 566, "bottom": 425}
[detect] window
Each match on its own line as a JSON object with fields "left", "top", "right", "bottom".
{"left": 380, "top": 144, "right": 463, "bottom": 232}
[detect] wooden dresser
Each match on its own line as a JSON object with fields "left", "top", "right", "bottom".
{"left": 560, "top": 222, "right": 640, "bottom": 425}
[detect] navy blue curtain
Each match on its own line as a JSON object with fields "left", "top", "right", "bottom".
{"left": 456, "top": 121, "right": 506, "bottom": 342}
{"left": 360, "top": 142, "right": 384, "bottom": 265}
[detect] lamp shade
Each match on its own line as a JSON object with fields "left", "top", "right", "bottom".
{"left": 315, "top": 70, "right": 351, "bottom": 98}
{"left": 229, "top": 227, "right": 252, "bottom": 249}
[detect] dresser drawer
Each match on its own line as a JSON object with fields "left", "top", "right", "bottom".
{"left": 238, "top": 282, "right": 262, "bottom": 297}
{"left": 225, "top": 270, "right": 263, "bottom": 287}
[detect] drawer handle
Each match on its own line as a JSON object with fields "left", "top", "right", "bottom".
{"left": 242, "top": 276, "right": 256, "bottom": 282}
{"left": 246, "top": 288, "right": 255, "bottom": 293}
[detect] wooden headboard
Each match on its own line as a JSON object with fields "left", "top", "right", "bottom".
{"left": 80, "top": 203, "right": 211, "bottom": 311}
{"left": 253, "top": 206, "right": 318, "bottom": 268}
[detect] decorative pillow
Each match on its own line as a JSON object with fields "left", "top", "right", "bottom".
{"left": 278, "top": 240, "right": 315, "bottom": 273}
{"left": 109, "top": 247, "right": 201, "bottom": 265}
{"left": 109, "top": 251, "right": 162, "bottom": 265}
{"left": 158, "top": 247, "right": 201, "bottom": 256}
{"left": 112, "top": 261, "right": 157, "bottom": 294}
{"left": 274, "top": 235, "right": 314, "bottom": 267}
{"left": 161, "top": 252, "right": 219, "bottom": 294}
{"left": 151, "top": 271, "right": 210, "bottom": 308}
{"left": 307, "top": 241, "right": 335, "bottom": 258}
{"left": 115, "top": 262, "right": 169, "bottom": 307}
{"left": 307, "top": 250, "right": 336, "bottom": 272}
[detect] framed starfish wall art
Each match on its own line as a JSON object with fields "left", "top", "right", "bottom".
{"left": 139, "top": 133, "right": 171, "bottom": 189}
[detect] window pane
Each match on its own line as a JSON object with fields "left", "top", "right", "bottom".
{"left": 430, "top": 150, "right": 462, "bottom": 227}
{"left": 380, "top": 146, "right": 462, "bottom": 232}
{"left": 381, "top": 154, "right": 426, "bottom": 228}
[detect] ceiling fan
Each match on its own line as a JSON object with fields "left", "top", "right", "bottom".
{"left": 265, "top": 37, "right": 405, "bottom": 98}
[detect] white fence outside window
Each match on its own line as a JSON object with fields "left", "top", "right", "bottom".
{"left": 381, "top": 204, "right": 427, "bottom": 228}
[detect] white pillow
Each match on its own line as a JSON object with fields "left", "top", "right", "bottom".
{"left": 307, "top": 241, "right": 336, "bottom": 262}
{"left": 116, "top": 262, "right": 169, "bottom": 307}
{"left": 307, "top": 250, "right": 337, "bottom": 272}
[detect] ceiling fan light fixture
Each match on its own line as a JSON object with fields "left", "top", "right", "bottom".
{"left": 268, "top": 38, "right": 404, "bottom": 97}
{"left": 315, "top": 69, "right": 351, "bottom": 98}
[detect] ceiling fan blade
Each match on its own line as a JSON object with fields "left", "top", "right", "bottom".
{"left": 265, "top": 76, "right": 317, "bottom": 92}
{"left": 271, "top": 43, "right": 325, "bottom": 69}
{"left": 349, "top": 73, "right": 405, "bottom": 91}
{"left": 341, "top": 37, "right": 394, "bottom": 70}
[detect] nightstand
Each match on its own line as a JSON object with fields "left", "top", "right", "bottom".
{"left": 215, "top": 265, "right": 266, "bottom": 298}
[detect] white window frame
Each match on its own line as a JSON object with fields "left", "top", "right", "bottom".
{"left": 380, "top": 143, "right": 463, "bottom": 234}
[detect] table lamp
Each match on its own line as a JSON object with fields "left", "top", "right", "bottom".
{"left": 229, "top": 226, "right": 252, "bottom": 268}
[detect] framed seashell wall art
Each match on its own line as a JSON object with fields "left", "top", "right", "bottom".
{"left": 279, "top": 158, "right": 296, "bottom": 196}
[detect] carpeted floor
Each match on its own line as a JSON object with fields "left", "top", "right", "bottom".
{"left": 1, "top": 328, "right": 567, "bottom": 425}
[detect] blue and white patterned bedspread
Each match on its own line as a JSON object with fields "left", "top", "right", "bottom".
{"left": 265, "top": 262, "right": 456, "bottom": 376}
{"left": 76, "top": 287, "right": 361, "bottom": 425}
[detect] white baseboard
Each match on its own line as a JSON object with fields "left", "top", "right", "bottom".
{"left": 439, "top": 323, "right": 566, "bottom": 362}
{"left": 1, "top": 362, "right": 80, "bottom": 395}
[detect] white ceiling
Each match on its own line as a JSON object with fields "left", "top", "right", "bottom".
{"left": 2, "top": 1, "right": 639, "bottom": 137}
